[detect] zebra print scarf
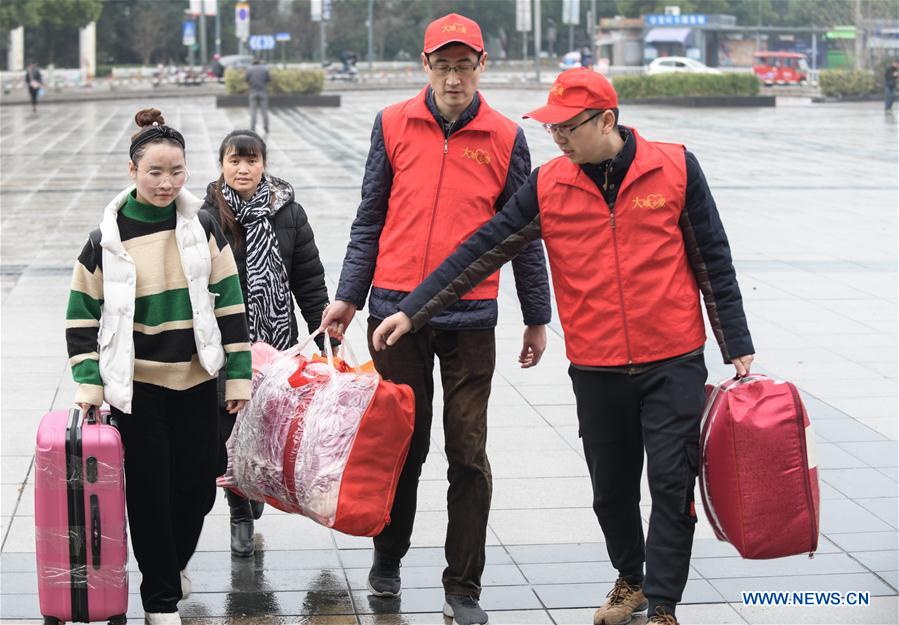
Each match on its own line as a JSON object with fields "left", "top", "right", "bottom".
{"left": 222, "top": 178, "right": 293, "bottom": 350}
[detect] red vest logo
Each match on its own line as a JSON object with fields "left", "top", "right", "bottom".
{"left": 633, "top": 193, "right": 666, "bottom": 209}
{"left": 461, "top": 147, "right": 491, "bottom": 165}
{"left": 442, "top": 23, "right": 468, "bottom": 34}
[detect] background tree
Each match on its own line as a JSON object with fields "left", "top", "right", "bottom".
{"left": 13, "top": 0, "right": 103, "bottom": 67}
{"left": 0, "top": 0, "right": 40, "bottom": 32}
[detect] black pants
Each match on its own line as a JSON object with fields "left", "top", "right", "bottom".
{"left": 569, "top": 354, "right": 707, "bottom": 615}
{"left": 367, "top": 318, "right": 495, "bottom": 598}
{"left": 112, "top": 380, "right": 221, "bottom": 613}
{"left": 28, "top": 87, "right": 38, "bottom": 109}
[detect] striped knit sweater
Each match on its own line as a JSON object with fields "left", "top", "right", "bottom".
{"left": 66, "top": 191, "right": 252, "bottom": 406}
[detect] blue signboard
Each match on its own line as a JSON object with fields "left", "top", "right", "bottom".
{"left": 249, "top": 34, "right": 276, "bottom": 51}
{"left": 182, "top": 20, "right": 197, "bottom": 46}
{"left": 275, "top": 32, "right": 291, "bottom": 42}
{"left": 645, "top": 14, "right": 708, "bottom": 26}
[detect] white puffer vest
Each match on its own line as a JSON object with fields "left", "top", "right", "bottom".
{"left": 98, "top": 186, "right": 225, "bottom": 413}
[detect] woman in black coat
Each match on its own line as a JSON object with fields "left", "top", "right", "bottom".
{"left": 201, "top": 129, "right": 329, "bottom": 557}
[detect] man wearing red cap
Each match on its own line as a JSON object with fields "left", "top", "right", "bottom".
{"left": 371, "top": 67, "right": 756, "bottom": 625}
{"left": 320, "top": 13, "right": 551, "bottom": 625}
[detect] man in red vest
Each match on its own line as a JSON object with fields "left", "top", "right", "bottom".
{"left": 371, "top": 68, "right": 756, "bottom": 625}
{"left": 320, "top": 13, "right": 551, "bottom": 625}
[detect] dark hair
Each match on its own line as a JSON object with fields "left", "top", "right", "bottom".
{"left": 215, "top": 130, "right": 268, "bottom": 249}
{"left": 129, "top": 108, "right": 185, "bottom": 164}
{"left": 587, "top": 107, "right": 620, "bottom": 127}
{"left": 427, "top": 45, "right": 483, "bottom": 63}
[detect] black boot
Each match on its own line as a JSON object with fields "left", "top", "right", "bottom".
{"left": 250, "top": 499, "right": 264, "bottom": 520}
{"left": 225, "top": 490, "right": 254, "bottom": 557}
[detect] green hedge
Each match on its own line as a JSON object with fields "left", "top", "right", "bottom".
{"left": 612, "top": 73, "right": 760, "bottom": 98}
{"left": 818, "top": 69, "right": 878, "bottom": 97}
{"left": 224, "top": 67, "right": 325, "bottom": 95}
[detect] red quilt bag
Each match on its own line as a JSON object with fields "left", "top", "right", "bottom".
{"left": 699, "top": 374, "right": 820, "bottom": 559}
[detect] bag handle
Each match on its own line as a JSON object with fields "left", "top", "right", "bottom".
{"left": 288, "top": 327, "right": 348, "bottom": 375}
{"left": 336, "top": 337, "right": 362, "bottom": 374}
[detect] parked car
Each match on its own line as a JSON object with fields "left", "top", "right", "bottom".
{"left": 218, "top": 54, "right": 254, "bottom": 71}
{"left": 646, "top": 56, "right": 720, "bottom": 75}
{"left": 752, "top": 51, "right": 808, "bottom": 85}
{"left": 559, "top": 50, "right": 581, "bottom": 70}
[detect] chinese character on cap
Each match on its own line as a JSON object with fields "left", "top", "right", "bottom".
{"left": 423, "top": 13, "right": 484, "bottom": 54}
{"left": 523, "top": 67, "right": 619, "bottom": 124}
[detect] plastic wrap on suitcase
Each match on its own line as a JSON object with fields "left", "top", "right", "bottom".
{"left": 35, "top": 408, "right": 128, "bottom": 624}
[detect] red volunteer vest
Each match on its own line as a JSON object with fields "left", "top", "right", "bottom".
{"left": 373, "top": 87, "right": 518, "bottom": 299}
{"left": 537, "top": 129, "right": 706, "bottom": 366}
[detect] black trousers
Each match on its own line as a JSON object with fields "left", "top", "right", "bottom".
{"left": 112, "top": 380, "right": 221, "bottom": 613}
{"left": 569, "top": 354, "right": 707, "bottom": 614}
{"left": 367, "top": 318, "right": 495, "bottom": 598}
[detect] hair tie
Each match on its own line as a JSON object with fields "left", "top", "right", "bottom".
{"left": 129, "top": 123, "right": 186, "bottom": 161}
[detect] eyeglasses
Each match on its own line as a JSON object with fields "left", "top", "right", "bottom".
{"left": 138, "top": 168, "right": 189, "bottom": 186}
{"left": 543, "top": 112, "right": 603, "bottom": 138}
{"left": 427, "top": 60, "right": 480, "bottom": 77}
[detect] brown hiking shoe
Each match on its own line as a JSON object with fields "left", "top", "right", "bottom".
{"left": 593, "top": 578, "right": 648, "bottom": 625}
{"left": 647, "top": 607, "right": 679, "bottom": 625}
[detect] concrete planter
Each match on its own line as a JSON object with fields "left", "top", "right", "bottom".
{"left": 812, "top": 94, "right": 881, "bottom": 103}
{"left": 215, "top": 94, "right": 341, "bottom": 108}
{"left": 620, "top": 96, "right": 776, "bottom": 107}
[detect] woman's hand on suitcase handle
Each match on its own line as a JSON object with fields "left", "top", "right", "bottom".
{"left": 372, "top": 312, "right": 412, "bottom": 351}
{"left": 226, "top": 399, "right": 247, "bottom": 414}
{"left": 731, "top": 354, "right": 754, "bottom": 378}
{"left": 77, "top": 402, "right": 98, "bottom": 415}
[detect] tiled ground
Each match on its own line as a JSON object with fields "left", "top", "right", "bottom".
{"left": 0, "top": 89, "right": 896, "bottom": 624}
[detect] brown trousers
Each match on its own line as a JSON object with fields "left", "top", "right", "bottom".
{"left": 367, "top": 318, "right": 495, "bottom": 597}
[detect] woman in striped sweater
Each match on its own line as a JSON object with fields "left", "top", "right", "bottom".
{"left": 65, "top": 109, "right": 251, "bottom": 625}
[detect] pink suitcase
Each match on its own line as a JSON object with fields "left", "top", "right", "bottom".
{"left": 35, "top": 408, "right": 128, "bottom": 624}
{"left": 699, "top": 375, "right": 820, "bottom": 559}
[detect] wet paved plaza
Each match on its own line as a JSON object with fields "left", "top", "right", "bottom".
{"left": 1, "top": 89, "right": 897, "bottom": 624}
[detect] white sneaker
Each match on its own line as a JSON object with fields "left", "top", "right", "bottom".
{"left": 180, "top": 570, "right": 191, "bottom": 599}
{"left": 145, "top": 612, "right": 181, "bottom": 625}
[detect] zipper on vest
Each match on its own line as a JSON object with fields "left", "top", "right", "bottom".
{"left": 421, "top": 137, "right": 450, "bottom": 281}
{"left": 609, "top": 207, "right": 634, "bottom": 365}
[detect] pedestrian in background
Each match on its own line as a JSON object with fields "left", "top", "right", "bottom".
{"left": 320, "top": 12, "right": 551, "bottom": 625}
{"left": 65, "top": 108, "right": 252, "bottom": 625}
{"left": 372, "top": 68, "right": 756, "bottom": 625}
{"left": 246, "top": 58, "right": 271, "bottom": 134}
{"left": 884, "top": 60, "right": 898, "bottom": 112}
{"left": 201, "top": 129, "right": 330, "bottom": 558}
{"left": 25, "top": 61, "right": 42, "bottom": 113}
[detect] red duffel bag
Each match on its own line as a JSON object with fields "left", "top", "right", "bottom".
{"left": 699, "top": 374, "right": 820, "bottom": 559}
{"left": 219, "top": 331, "right": 415, "bottom": 537}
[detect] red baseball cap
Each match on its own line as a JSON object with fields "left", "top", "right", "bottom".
{"left": 524, "top": 67, "right": 618, "bottom": 124}
{"left": 423, "top": 13, "right": 484, "bottom": 55}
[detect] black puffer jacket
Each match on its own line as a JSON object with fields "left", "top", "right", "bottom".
{"left": 201, "top": 175, "right": 329, "bottom": 344}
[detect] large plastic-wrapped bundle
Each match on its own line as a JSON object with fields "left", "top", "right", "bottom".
{"left": 219, "top": 331, "right": 415, "bottom": 536}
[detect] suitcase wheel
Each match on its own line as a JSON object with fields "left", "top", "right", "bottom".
{"left": 108, "top": 616, "right": 127, "bottom": 625}
{"left": 43, "top": 619, "right": 62, "bottom": 625}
